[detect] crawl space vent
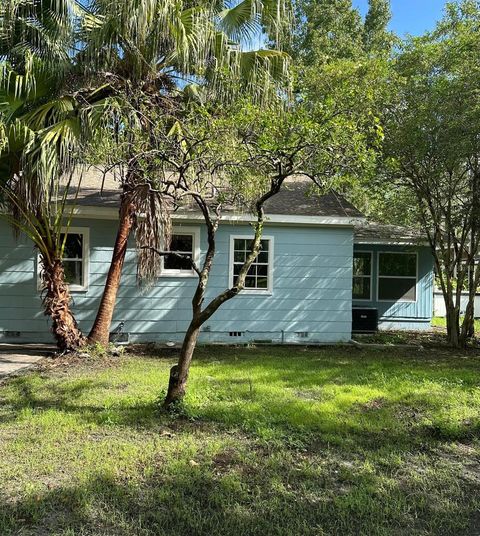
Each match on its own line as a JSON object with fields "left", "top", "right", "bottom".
{"left": 229, "top": 331, "right": 243, "bottom": 337}
{"left": 296, "top": 332, "right": 309, "bottom": 339}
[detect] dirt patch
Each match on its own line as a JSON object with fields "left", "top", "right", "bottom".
{"left": 295, "top": 389, "right": 327, "bottom": 401}
{"left": 212, "top": 448, "right": 238, "bottom": 474}
{"left": 395, "top": 404, "right": 424, "bottom": 424}
{"left": 37, "top": 353, "right": 121, "bottom": 376}
{"left": 467, "top": 512, "right": 480, "bottom": 536}
{"left": 358, "top": 397, "right": 386, "bottom": 412}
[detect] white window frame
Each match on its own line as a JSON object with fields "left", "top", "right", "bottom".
{"left": 377, "top": 251, "right": 418, "bottom": 303}
{"left": 161, "top": 226, "right": 200, "bottom": 278}
{"left": 352, "top": 250, "right": 373, "bottom": 302}
{"left": 36, "top": 227, "right": 90, "bottom": 292}
{"left": 229, "top": 235, "right": 274, "bottom": 295}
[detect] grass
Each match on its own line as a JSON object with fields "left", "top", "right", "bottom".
{"left": 353, "top": 318, "right": 480, "bottom": 346}
{"left": 1, "top": 345, "right": 480, "bottom": 535}
{"left": 432, "top": 316, "right": 480, "bottom": 333}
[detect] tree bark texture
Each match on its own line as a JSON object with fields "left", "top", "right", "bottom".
{"left": 163, "top": 325, "right": 200, "bottom": 408}
{"left": 445, "top": 303, "right": 461, "bottom": 348}
{"left": 41, "top": 258, "right": 86, "bottom": 352}
{"left": 88, "top": 197, "right": 136, "bottom": 346}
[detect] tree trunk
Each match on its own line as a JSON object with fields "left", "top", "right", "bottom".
{"left": 163, "top": 323, "right": 200, "bottom": 408}
{"left": 445, "top": 303, "right": 461, "bottom": 348}
{"left": 460, "top": 294, "right": 476, "bottom": 347}
{"left": 41, "top": 258, "right": 85, "bottom": 352}
{"left": 88, "top": 197, "right": 136, "bottom": 346}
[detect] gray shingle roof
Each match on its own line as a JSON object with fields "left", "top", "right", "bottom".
{"left": 263, "top": 180, "right": 364, "bottom": 218}
{"left": 67, "top": 169, "right": 426, "bottom": 243}
{"left": 354, "top": 222, "right": 427, "bottom": 244}
{"left": 69, "top": 169, "right": 365, "bottom": 219}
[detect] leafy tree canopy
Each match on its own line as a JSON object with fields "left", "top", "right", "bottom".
{"left": 291, "top": 0, "right": 393, "bottom": 64}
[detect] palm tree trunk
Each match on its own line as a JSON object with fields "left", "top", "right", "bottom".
{"left": 88, "top": 196, "right": 136, "bottom": 346}
{"left": 41, "top": 257, "right": 85, "bottom": 352}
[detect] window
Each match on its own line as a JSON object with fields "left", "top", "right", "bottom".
{"left": 61, "top": 232, "right": 87, "bottom": 289}
{"left": 378, "top": 252, "right": 417, "bottom": 302}
{"left": 353, "top": 251, "right": 372, "bottom": 300}
{"left": 37, "top": 228, "right": 89, "bottom": 292}
{"left": 162, "top": 228, "right": 199, "bottom": 277}
{"left": 37, "top": 228, "right": 89, "bottom": 291}
{"left": 230, "top": 236, "right": 273, "bottom": 293}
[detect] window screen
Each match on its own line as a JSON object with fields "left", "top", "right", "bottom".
{"left": 61, "top": 233, "right": 85, "bottom": 287}
{"left": 353, "top": 252, "right": 372, "bottom": 300}
{"left": 164, "top": 234, "right": 194, "bottom": 272}
{"left": 378, "top": 252, "right": 417, "bottom": 301}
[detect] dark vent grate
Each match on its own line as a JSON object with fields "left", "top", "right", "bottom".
{"left": 4, "top": 331, "right": 21, "bottom": 338}
{"left": 296, "top": 332, "right": 309, "bottom": 338}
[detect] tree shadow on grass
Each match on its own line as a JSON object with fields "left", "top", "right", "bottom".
{"left": 0, "top": 373, "right": 160, "bottom": 428}
{"left": 1, "top": 348, "right": 479, "bottom": 453}
{"left": 0, "top": 463, "right": 477, "bottom": 536}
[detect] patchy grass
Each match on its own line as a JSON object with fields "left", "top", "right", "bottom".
{"left": 432, "top": 316, "right": 480, "bottom": 333}
{"left": 1, "top": 346, "right": 480, "bottom": 535}
{"left": 354, "top": 318, "right": 480, "bottom": 347}
{"left": 353, "top": 330, "right": 449, "bottom": 347}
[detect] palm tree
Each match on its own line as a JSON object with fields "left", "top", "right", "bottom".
{"left": 0, "top": 59, "right": 86, "bottom": 351}
{"left": 0, "top": 1, "right": 101, "bottom": 351}
{"left": 82, "top": 0, "right": 292, "bottom": 345}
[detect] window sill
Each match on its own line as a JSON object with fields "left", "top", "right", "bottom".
{"left": 160, "top": 272, "right": 198, "bottom": 278}
{"left": 377, "top": 299, "right": 417, "bottom": 304}
{"left": 69, "top": 286, "right": 89, "bottom": 293}
{"left": 238, "top": 290, "right": 273, "bottom": 296}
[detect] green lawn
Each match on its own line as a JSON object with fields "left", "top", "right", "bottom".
{"left": 1, "top": 346, "right": 480, "bottom": 536}
{"left": 432, "top": 316, "right": 480, "bottom": 333}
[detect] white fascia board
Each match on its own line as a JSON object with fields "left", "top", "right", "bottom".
{"left": 67, "top": 205, "right": 365, "bottom": 227}
{"left": 354, "top": 239, "right": 429, "bottom": 246}
{"left": 67, "top": 205, "right": 119, "bottom": 220}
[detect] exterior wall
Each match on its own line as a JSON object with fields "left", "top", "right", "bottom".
{"left": 353, "top": 244, "right": 434, "bottom": 330}
{"left": 0, "top": 218, "right": 354, "bottom": 344}
{"left": 433, "top": 291, "right": 480, "bottom": 318}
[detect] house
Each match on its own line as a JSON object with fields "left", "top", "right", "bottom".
{"left": 0, "top": 175, "right": 435, "bottom": 345}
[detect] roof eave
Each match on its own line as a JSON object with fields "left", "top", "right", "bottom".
{"left": 66, "top": 205, "right": 366, "bottom": 227}
{"left": 354, "top": 239, "right": 429, "bottom": 247}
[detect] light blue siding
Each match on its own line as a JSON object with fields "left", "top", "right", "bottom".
{"left": 0, "top": 218, "right": 355, "bottom": 344}
{"left": 353, "top": 244, "right": 434, "bottom": 330}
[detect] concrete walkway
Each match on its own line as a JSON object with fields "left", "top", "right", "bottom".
{"left": 0, "top": 345, "right": 53, "bottom": 379}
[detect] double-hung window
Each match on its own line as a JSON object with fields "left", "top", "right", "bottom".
{"left": 378, "top": 252, "right": 417, "bottom": 302}
{"left": 230, "top": 236, "right": 273, "bottom": 293}
{"left": 61, "top": 232, "right": 87, "bottom": 289}
{"left": 352, "top": 251, "right": 372, "bottom": 300}
{"left": 162, "top": 228, "right": 199, "bottom": 277}
{"left": 39, "top": 227, "right": 89, "bottom": 292}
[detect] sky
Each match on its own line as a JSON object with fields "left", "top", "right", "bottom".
{"left": 353, "top": 0, "right": 448, "bottom": 36}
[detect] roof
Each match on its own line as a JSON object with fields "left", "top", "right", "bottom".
{"left": 354, "top": 221, "right": 427, "bottom": 245}
{"left": 67, "top": 168, "right": 365, "bottom": 220}
{"left": 66, "top": 169, "right": 426, "bottom": 243}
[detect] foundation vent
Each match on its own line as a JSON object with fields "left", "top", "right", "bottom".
{"left": 229, "top": 331, "right": 244, "bottom": 337}
{"left": 296, "top": 332, "right": 309, "bottom": 339}
{"left": 4, "top": 331, "right": 21, "bottom": 338}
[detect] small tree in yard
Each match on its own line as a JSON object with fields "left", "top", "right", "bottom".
{"left": 384, "top": 1, "right": 480, "bottom": 347}
{"left": 130, "top": 94, "right": 381, "bottom": 408}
